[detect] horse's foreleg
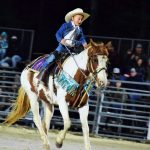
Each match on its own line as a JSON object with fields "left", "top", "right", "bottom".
{"left": 79, "top": 104, "right": 91, "bottom": 150}
{"left": 56, "top": 99, "right": 71, "bottom": 148}
{"left": 28, "top": 92, "right": 50, "bottom": 150}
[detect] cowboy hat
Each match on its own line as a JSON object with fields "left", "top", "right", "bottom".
{"left": 65, "top": 8, "right": 90, "bottom": 23}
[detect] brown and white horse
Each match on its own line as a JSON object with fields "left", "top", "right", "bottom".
{"left": 5, "top": 39, "right": 111, "bottom": 150}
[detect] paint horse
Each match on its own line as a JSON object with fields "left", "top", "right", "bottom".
{"left": 5, "top": 39, "right": 111, "bottom": 150}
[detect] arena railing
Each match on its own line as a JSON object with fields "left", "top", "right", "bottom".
{"left": 0, "top": 70, "right": 150, "bottom": 142}
{"left": 93, "top": 80, "right": 150, "bottom": 142}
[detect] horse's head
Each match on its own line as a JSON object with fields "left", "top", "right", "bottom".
{"left": 87, "top": 39, "right": 111, "bottom": 88}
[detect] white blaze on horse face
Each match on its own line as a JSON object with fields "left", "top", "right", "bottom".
{"left": 96, "top": 55, "right": 108, "bottom": 87}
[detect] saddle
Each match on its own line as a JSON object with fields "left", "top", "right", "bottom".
{"left": 28, "top": 53, "right": 93, "bottom": 108}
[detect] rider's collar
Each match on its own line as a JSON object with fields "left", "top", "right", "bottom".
{"left": 71, "top": 21, "right": 80, "bottom": 29}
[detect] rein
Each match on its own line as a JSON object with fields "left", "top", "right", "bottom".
{"left": 57, "top": 41, "right": 109, "bottom": 108}
{"left": 64, "top": 44, "right": 88, "bottom": 78}
{"left": 88, "top": 53, "right": 107, "bottom": 82}
{"left": 64, "top": 43, "right": 107, "bottom": 87}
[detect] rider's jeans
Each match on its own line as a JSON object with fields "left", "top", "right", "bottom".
{"left": 43, "top": 54, "right": 55, "bottom": 68}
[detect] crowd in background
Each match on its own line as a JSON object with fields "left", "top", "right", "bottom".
{"left": 0, "top": 31, "right": 22, "bottom": 69}
{"left": 103, "top": 43, "right": 150, "bottom": 126}
{"left": 108, "top": 43, "right": 150, "bottom": 89}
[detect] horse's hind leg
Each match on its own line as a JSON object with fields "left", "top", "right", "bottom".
{"left": 56, "top": 98, "right": 71, "bottom": 148}
{"left": 79, "top": 104, "right": 91, "bottom": 150}
{"left": 27, "top": 92, "right": 50, "bottom": 150}
{"left": 42, "top": 102, "right": 54, "bottom": 135}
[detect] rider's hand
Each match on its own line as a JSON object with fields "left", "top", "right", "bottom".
{"left": 61, "top": 39, "right": 66, "bottom": 45}
{"left": 83, "top": 43, "right": 88, "bottom": 49}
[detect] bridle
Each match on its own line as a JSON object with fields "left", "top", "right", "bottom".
{"left": 93, "top": 66, "right": 107, "bottom": 76}
{"left": 87, "top": 53, "right": 108, "bottom": 87}
{"left": 64, "top": 43, "right": 108, "bottom": 87}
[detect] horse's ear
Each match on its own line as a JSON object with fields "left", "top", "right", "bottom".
{"left": 98, "top": 42, "right": 104, "bottom": 47}
{"left": 90, "top": 38, "right": 94, "bottom": 43}
{"left": 105, "top": 41, "right": 112, "bottom": 49}
{"left": 90, "top": 39, "right": 98, "bottom": 47}
{"left": 87, "top": 39, "right": 92, "bottom": 47}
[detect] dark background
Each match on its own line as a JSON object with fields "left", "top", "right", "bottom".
{"left": 0, "top": 0, "right": 150, "bottom": 54}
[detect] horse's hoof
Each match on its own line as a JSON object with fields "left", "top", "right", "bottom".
{"left": 56, "top": 142, "right": 62, "bottom": 148}
{"left": 43, "top": 144, "right": 50, "bottom": 150}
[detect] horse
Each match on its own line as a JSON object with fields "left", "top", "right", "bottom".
{"left": 4, "top": 39, "right": 111, "bottom": 150}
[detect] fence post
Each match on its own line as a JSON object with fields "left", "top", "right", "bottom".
{"left": 91, "top": 89, "right": 100, "bottom": 134}
{"left": 147, "top": 117, "right": 150, "bottom": 140}
{"left": 93, "top": 90, "right": 105, "bottom": 135}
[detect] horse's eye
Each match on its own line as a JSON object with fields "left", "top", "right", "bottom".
{"left": 93, "top": 58, "right": 98, "bottom": 64}
{"left": 107, "top": 60, "right": 110, "bottom": 65}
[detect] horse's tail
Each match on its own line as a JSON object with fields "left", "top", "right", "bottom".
{"left": 4, "top": 86, "right": 30, "bottom": 126}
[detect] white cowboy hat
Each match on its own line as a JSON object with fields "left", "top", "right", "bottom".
{"left": 65, "top": 8, "right": 90, "bottom": 23}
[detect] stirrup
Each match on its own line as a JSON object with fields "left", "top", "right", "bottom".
{"left": 37, "top": 80, "right": 40, "bottom": 87}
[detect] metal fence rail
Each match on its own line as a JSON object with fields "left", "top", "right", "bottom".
{"left": 93, "top": 83, "right": 150, "bottom": 141}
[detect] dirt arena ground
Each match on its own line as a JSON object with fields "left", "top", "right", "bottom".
{"left": 0, "top": 125, "right": 150, "bottom": 150}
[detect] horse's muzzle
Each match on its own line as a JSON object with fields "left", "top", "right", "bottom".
{"left": 95, "top": 79, "right": 107, "bottom": 88}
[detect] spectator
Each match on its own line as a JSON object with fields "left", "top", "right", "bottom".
{"left": 122, "top": 49, "right": 134, "bottom": 74}
{"left": 108, "top": 46, "right": 120, "bottom": 75}
{"left": 103, "top": 80, "right": 127, "bottom": 125}
{"left": 126, "top": 68, "right": 144, "bottom": 89}
{"left": 110, "top": 81, "right": 126, "bottom": 113}
{"left": 0, "top": 33, "right": 23, "bottom": 68}
{"left": 110, "top": 68, "right": 125, "bottom": 85}
{"left": 134, "top": 58, "right": 146, "bottom": 80}
{"left": 0, "top": 55, "right": 22, "bottom": 68}
{"left": 10, "top": 35, "right": 18, "bottom": 51}
{"left": 126, "top": 68, "right": 144, "bottom": 110}
{"left": 109, "top": 68, "right": 126, "bottom": 115}
{"left": 145, "top": 58, "right": 150, "bottom": 90}
{"left": 0, "top": 32, "right": 8, "bottom": 60}
{"left": 130, "top": 43, "right": 147, "bottom": 66}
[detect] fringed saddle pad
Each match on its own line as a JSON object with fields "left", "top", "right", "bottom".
{"left": 55, "top": 70, "right": 79, "bottom": 96}
{"left": 65, "top": 79, "right": 93, "bottom": 108}
{"left": 55, "top": 68, "right": 94, "bottom": 108}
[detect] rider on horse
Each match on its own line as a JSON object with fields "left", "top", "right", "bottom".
{"left": 37, "top": 8, "right": 90, "bottom": 82}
